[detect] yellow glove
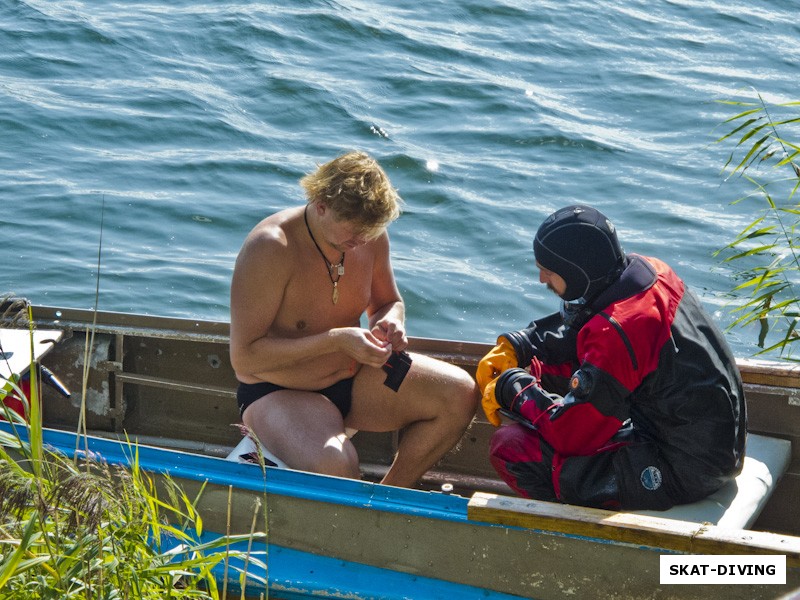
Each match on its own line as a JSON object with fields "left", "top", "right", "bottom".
{"left": 481, "top": 377, "right": 502, "bottom": 427}
{"left": 476, "top": 338, "right": 518, "bottom": 393}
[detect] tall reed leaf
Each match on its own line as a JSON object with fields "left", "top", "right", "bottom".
{"left": 1, "top": 300, "right": 267, "bottom": 598}
{"left": 715, "top": 92, "right": 800, "bottom": 358}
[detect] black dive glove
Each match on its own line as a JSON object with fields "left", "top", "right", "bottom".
{"left": 495, "top": 367, "right": 558, "bottom": 426}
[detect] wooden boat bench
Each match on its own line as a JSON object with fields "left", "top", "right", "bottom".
{"left": 631, "top": 432, "right": 791, "bottom": 528}
{"left": 469, "top": 432, "right": 792, "bottom": 539}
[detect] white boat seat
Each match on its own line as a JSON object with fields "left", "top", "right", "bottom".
{"left": 632, "top": 433, "right": 791, "bottom": 529}
{"left": 225, "top": 428, "right": 359, "bottom": 469}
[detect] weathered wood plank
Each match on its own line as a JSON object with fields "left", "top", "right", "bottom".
{"left": 468, "top": 492, "right": 800, "bottom": 567}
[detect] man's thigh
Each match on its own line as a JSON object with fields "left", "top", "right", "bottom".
{"left": 243, "top": 389, "right": 351, "bottom": 457}
{"left": 346, "top": 352, "right": 470, "bottom": 432}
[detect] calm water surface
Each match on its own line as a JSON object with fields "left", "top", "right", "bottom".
{"left": 2, "top": 1, "right": 799, "bottom": 357}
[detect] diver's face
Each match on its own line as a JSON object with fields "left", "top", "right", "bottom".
{"left": 536, "top": 262, "right": 567, "bottom": 297}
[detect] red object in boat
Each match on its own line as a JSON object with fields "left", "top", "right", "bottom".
{"left": 1, "top": 375, "right": 29, "bottom": 421}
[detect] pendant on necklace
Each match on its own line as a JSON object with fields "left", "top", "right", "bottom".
{"left": 332, "top": 282, "right": 339, "bottom": 305}
{"left": 336, "top": 264, "right": 345, "bottom": 276}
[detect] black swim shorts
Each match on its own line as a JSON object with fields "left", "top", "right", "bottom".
{"left": 236, "top": 377, "right": 354, "bottom": 419}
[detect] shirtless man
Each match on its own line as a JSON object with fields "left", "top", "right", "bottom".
{"left": 230, "top": 150, "right": 479, "bottom": 487}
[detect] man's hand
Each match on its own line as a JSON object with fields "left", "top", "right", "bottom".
{"left": 333, "top": 327, "right": 393, "bottom": 368}
{"left": 476, "top": 338, "right": 518, "bottom": 393}
{"left": 371, "top": 316, "right": 408, "bottom": 353}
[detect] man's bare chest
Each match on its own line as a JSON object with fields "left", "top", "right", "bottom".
{"left": 272, "top": 257, "right": 373, "bottom": 335}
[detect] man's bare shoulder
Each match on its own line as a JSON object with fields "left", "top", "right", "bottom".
{"left": 241, "top": 207, "right": 302, "bottom": 255}
{"left": 233, "top": 207, "right": 306, "bottom": 290}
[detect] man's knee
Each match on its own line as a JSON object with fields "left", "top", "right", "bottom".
{"left": 453, "top": 372, "right": 480, "bottom": 419}
{"left": 310, "top": 435, "right": 360, "bottom": 479}
{"left": 429, "top": 360, "right": 480, "bottom": 419}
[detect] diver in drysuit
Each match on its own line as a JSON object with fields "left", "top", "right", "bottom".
{"left": 478, "top": 204, "right": 746, "bottom": 510}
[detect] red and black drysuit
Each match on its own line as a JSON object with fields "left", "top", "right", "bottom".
{"left": 490, "top": 254, "right": 746, "bottom": 510}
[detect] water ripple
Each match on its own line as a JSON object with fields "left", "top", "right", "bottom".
{"left": 2, "top": 0, "right": 798, "bottom": 356}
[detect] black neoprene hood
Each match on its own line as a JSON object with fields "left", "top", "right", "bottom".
{"left": 533, "top": 205, "right": 625, "bottom": 301}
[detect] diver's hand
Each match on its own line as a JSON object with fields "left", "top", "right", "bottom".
{"left": 476, "top": 338, "right": 518, "bottom": 393}
{"left": 481, "top": 376, "right": 502, "bottom": 427}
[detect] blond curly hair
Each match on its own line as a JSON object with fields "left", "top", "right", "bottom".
{"left": 300, "top": 151, "right": 401, "bottom": 238}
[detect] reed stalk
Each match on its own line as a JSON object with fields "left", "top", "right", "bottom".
{"left": 0, "top": 201, "right": 269, "bottom": 598}
{"left": 715, "top": 92, "right": 800, "bottom": 358}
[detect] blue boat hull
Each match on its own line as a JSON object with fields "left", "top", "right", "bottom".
{"left": 1, "top": 421, "right": 524, "bottom": 599}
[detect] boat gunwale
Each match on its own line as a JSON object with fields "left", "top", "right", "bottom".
{"left": 10, "top": 301, "right": 800, "bottom": 389}
{"left": 0, "top": 420, "right": 471, "bottom": 523}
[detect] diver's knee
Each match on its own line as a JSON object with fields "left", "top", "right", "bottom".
{"left": 490, "top": 423, "right": 541, "bottom": 462}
